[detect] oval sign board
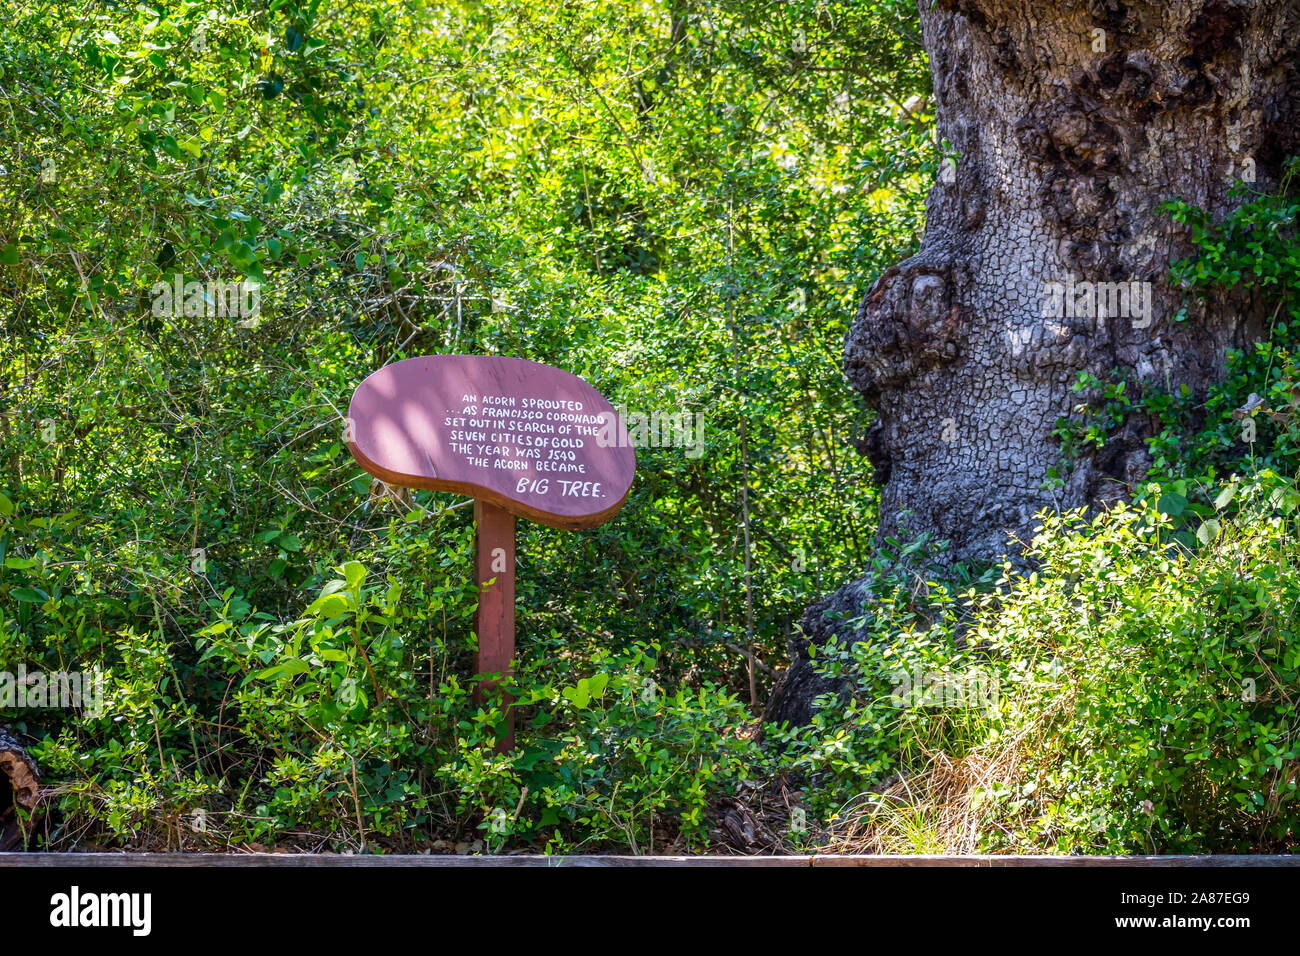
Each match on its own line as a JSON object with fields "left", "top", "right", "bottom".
{"left": 347, "top": 355, "right": 636, "bottom": 529}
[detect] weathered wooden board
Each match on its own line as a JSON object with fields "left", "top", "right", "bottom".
{"left": 347, "top": 355, "right": 635, "bottom": 529}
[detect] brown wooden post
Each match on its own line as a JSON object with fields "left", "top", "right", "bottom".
{"left": 473, "top": 499, "right": 516, "bottom": 753}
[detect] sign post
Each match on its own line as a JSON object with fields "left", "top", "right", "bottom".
{"left": 345, "top": 354, "right": 636, "bottom": 753}
{"left": 472, "top": 499, "right": 516, "bottom": 751}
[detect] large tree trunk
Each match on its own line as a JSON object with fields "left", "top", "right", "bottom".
{"left": 765, "top": 0, "right": 1299, "bottom": 728}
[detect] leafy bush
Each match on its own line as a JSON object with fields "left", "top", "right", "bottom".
{"left": 0, "top": 0, "right": 929, "bottom": 852}
{"left": 5, "top": 499, "right": 757, "bottom": 852}
{"left": 774, "top": 472, "right": 1300, "bottom": 853}
{"left": 1050, "top": 157, "right": 1300, "bottom": 528}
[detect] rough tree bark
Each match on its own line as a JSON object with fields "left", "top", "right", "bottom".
{"left": 766, "top": 0, "right": 1300, "bottom": 727}
{"left": 0, "top": 726, "right": 38, "bottom": 850}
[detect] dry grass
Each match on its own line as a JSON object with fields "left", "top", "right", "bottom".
{"left": 824, "top": 693, "right": 1073, "bottom": 855}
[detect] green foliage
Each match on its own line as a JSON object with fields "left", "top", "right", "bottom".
{"left": 461, "top": 654, "right": 756, "bottom": 854}
{"left": 0, "top": 0, "right": 929, "bottom": 852}
{"left": 775, "top": 472, "right": 1300, "bottom": 853}
{"left": 1049, "top": 160, "right": 1300, "bottom": 541}
{"left": 1047, "top": 370, "right": 1135, "bottom": 485}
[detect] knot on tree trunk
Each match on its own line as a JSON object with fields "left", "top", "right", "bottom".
{"left": 844, "top": 256, "right": 970, "bottom": 403}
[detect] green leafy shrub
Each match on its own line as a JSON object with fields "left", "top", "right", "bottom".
{"left": 1, "top": 0, "right": 929, "bottom": 852}
{"left": 1050, "top": 157, "right": 1300, "bottom": 515}
{"left": 776, "top": 472, "right": 1300, "bottom": 853}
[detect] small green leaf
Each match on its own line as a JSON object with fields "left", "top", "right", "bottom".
{"left": 319, "top": 578, "right": 347, "bottom": 598}
{"left": 1157, "top": 492, "right": 1187, "bottom": 518}
{"left": 253, "top": 658, "right": 311, "bottom": 680}
{"left": 306, "top": 592, "right": 350, "bottom": 618}
{"left": 562, "top": 680, "right": 590, "bottom": 710}
{"left": 342, "top": 561, "right": 366, "bottom": 590}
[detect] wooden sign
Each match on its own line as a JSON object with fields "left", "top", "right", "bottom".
{"left": 346, "top": 354, "right": 636, "bottom": 750}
